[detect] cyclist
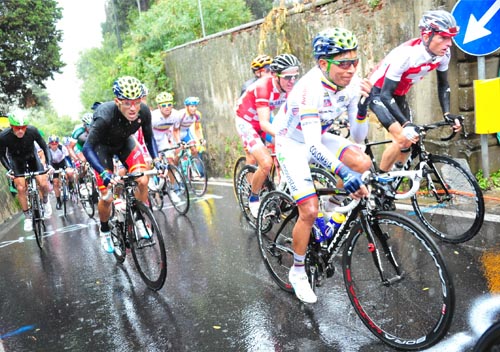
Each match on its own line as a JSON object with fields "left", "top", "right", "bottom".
{"left": 240, "top": 54, "right": 273, "bottom": 96}
{"left": 47, "top": 135, "right": 75, "bottom": 210}
{"left": 0, "top": 112, "right": 53, "bottom": 231}
{"left": 235, "top": 53, "right": 301, "bottom": 218}
{"left": 69, "top": 112, "right": 93, "bottom": 165}
{"left": 173, "top": 96, "right": 205, "bottom": 160}
{"left": 369, "top": 9, "right": 462, "bottom": 175}
{"left": 82, "top": 76, "right": 163, "bottom": 253}
{"left": 273, "top": 27, "right": 372, "bottom": 303}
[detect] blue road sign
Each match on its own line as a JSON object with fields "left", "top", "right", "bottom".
{"left": 452, "top": 0, "right": 500, "bottom": 56}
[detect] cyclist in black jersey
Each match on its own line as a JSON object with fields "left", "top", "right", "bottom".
{"left": 0, "top": 112, "right": 53, "bottom": 231}
{"left": 82, "top": 76, "right": 163, "bottom": 253}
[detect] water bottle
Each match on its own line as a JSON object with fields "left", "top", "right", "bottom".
{"left": 313, "top": 212, "right": 327, "bottom": 243}
{"left": 113, "top": 198, "right": 126, "bottom": 222}
{"left": 325, "top": 212, "right": 346, "bottom": 239}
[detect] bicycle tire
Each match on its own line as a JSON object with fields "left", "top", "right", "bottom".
{"left": 232, "top": 156, "right": 247, "bottom": 201}
{"left": 62, "top": 181, "right": 68, "bottom": 216}
{"left": 411, "top": 154, "right": 484, "bottom": 243}
{"left": 257, "top": 190, "right": 297, "bottom": 292}
{"left": 237, "top": 165, "right": 274, "bottom": 228}
{"left": 31, "top": 192, "right": 44, "bottom": 249}
{"left": 78, "top": 174, "right": 95, "bottom": 218}
{"left": 111, "top": 220, "right": 126, "bottom": 264}
{"left": 188, "top": 156, "right": 207, "bottom": 196}
{"left": 343, "top": 211, "right": 455, "bottom": 350}
{"left": 473, "top": 320, "right": 500, "bottom": 352}
{"left": 165, "top": 164, "right": 190, "bottom": 215}
{"left": 129, "top": 202, "right": 167, "bottom": 291}
{"left": 148, "top": 175, "right": 164, "bottom": 211}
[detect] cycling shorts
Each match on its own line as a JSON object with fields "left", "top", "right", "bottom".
{"left": 93, "top": 136, "right": 147, "bottom": 190}
{"left": 12, "top": 156, "right": 44, "bottom": 176}
{"left": 370, "top": 87, "right": 412, "bottom": 129}
{"left": 276, "top": 133, "right": 354, "bottom": 205}
{"left": 235, "top": 117, "right": 265, "bottom": 154}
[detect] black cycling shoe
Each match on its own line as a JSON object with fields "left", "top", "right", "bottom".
{"left": 56, "top": 201, "right": 62, "bottom": 210}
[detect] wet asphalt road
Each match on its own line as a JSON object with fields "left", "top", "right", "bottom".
{"left": 0, "top": 181, "right": 499, "bottom": 352}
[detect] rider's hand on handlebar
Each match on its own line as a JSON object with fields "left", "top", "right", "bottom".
{"left": 335, "top": 164, "right": 369, "bottom": 199}
{"left": 444, "top": 113, "right": 463, "bottom": 132}
{"left": 153, "top": 160, "right": 167, "bottom": 177}
{"left": 100, "top": 169, "right": 115, "bottom": 187}
{"left": 402, "top": 123, "right": 419, "bottom": 143}
{"left": 6, "top": 169, "right": 14, "bottom": 180}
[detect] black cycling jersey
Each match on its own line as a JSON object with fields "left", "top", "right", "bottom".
{"left": 0, "top": 125, "right": 51, "bottom": 173}
{"left": 82, "top": 101, "right": 158, "bottom": 174}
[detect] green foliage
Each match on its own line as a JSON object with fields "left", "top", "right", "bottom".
{"left": 77, "top": 0, "right": 252, "bottom": 107}
{"left": 0, "top": 0, "right": 64, "bottom": 109}
{"left": 475, "top": 169, "right": 500, "bottom": 191}
{"left": 28, "top": 107, "right": 76, "bottom": 139}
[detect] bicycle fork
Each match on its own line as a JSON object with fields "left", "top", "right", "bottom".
{"left": 361, "top": 212, "right": 404, "bottom": 286}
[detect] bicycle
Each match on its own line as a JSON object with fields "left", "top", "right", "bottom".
{"left": 256, "top": 167, "right": 455, "bottom": 350}
{"left": 365, "top": 116, "right": 484, "bottom": 243}
{"left": 110, "top": 169, "right": 167, "bottom": 291}
{"left": 14, "top": 169, "right": 49, "bottom": 249}
{"left": 178, "top": 143, "right": 208, "bottom": 196}
{"left": 53, "top": 168, "right": 75, "bottom": 217}
{"left": 76, "top": 162, "right": 99, "bottom": 218}
{"left": 148, "top": 148, "right": 190, "bottom": 215}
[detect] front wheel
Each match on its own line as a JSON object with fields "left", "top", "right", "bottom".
{"left": 62, "top": 181, "right": 68, "bottom": 216}
{"left": 78, "top": 175, "right": 95, "bottom": 218}
{"left": 129, "top": 202, "right": 167, "bottom": 291}
{"left": 32, "top": 192, "right": 44, "bottom": 249}
{"left": 343, "top": 211, "right": 455, "bottom": 350}
{"left": 411, "top": 154, "right": 485, "bottom": 243}
{"left": 187, "top": 156, "right": 207, "bottom": 196}
{"left": 165, "top": 164, "right": 190, "bottom": 215}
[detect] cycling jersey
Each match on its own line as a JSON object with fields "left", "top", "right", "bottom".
{"left": 70, "top": 125, "right": 88, "bottom": 153}
{"left": 83, "top": 101, "right": 158, "bottom": 177}
{"left": 370, "top": 38, "right": 450, "bottom": 96}
{"left": 236, "top": 75, "right": 286, "bottom": 134}
{"left": 151, "top": 108, "right": 180, "bottom": 151}
{"left": 0, "top": 126, "right": 51, "bottom": 174}
{"left": 49, "top": 144, "right": 70, "bottom": 164}
{"left": 176, "top": 109, "right": 202, "bottom": 142}
{"left": 273, "top": 66, "right": 368, "bottom": 204}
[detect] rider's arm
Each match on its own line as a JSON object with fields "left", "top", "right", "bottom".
{"left": 379, "top": 78, "right": 410, "bottom": 126}
{"left": 82, "top": 121, "right": 106, "bottom": 175}
{"left": 257, "top": 106, "right": 275, "bottom": 137}
{"left": 347, "top": 78, "right": 371, "bottom": 144}
{"left": 141, "top": 114, "right": 159, "bottom": 160}
{"left": 34, "top": 129, "right": 52, "bottom": 166}
{"left": 436, "top": 70, "right": 451, "bottom": 115}
{"left": 0, "top": 141, "right": 11, "bottom": 171}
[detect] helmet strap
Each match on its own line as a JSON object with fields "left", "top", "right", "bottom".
{"left": 422, "top": 31, "right": 437, "bottom": 57}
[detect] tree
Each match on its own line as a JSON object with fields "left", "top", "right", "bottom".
{"left": 0, "top": 0, "right": 64, "bottom": 109}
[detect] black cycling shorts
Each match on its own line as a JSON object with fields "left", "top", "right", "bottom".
{"left": 369, "top": 87, "right": 412, "bottom": 129}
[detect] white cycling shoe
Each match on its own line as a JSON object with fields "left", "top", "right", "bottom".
{"left": 289, "top": 268, "right": 317, "bottom": 304}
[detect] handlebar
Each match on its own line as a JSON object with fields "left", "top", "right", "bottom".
{"left": 332, "top": 168, "right": 423, "bottom": 214}
{"left": 12, "top": 169, "right": 49, "bottom": 178}
{"left": 418, "top": 115, "right": 468, "bottom": 141}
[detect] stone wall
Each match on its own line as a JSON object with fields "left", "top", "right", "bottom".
{"left": 162, "top": 0, "right": 500, "bottom": 177}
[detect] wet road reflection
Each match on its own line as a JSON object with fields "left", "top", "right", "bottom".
{"left": 0, "top": 181, "right": 498, "bottom": 351}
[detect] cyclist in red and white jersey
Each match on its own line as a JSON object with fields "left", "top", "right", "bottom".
{"left": 369, "top": 9, "right": 462, "bottom": 173}
{"left": 273, "top": 28, "right": 371, "bottom": 303}
{"left": 235, "top": 53, "right": 300, "bottom": 217}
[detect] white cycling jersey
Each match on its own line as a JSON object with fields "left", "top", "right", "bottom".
{"left": 151, "top": 108, "right": 180, "bottom": 151}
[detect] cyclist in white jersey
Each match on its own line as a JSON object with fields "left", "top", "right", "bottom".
{"left": 151, "top": 92, "right": 180, "bottom": 162}
{"left": 274, "top": 27, "right": 372, "bottom": 304}
{"left": 174, "top": 96, "right": 205, "bottom": 159}
{"left": 369, "top": 9, "right": 462, "bottom": 173}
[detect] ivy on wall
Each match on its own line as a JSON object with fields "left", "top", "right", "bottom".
{"left": 258, "top": 2, "right": 291, "bottom": 55}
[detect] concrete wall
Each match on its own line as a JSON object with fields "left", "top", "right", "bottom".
{"left": 163, "top": 0, "right": 500, "bottom": 177}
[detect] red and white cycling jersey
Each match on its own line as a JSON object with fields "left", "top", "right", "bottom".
{"left": 370, "top": 38, "right": 450, "bottom": 96}
{"left": 235, "top": 76, "right": 286, "bottom": 133}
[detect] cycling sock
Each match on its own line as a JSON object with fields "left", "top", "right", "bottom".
{"left": 100, "top": 221, "right": 110, "bottom": 233}
{"left": 292, "top": 252, "right": 306, "bottom": 273}
{"left": 249, "top": 193, "right": 259, "bottom": 202}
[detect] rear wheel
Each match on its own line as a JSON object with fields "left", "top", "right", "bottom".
{"left": 232, "top": 156, "right": 247, "bottom": 201}
{"left": 78, "top": 173, "right": 95, "bottom": 218}
{"left": 343, "top": 211, "right": 455, "bottom": 350}
{"left": 129, "top": 202, "right": 167, "bottom": 291}
{"left": 111, "top": 220, "right": 126, "bottom": 264}
{"left": 62, "top": 181, "right": 68, "bottom": 216}
{"left": 148, "top": 175, "right": 164, "bottom": 211}
{"left": 165, "top": 164, "right": 190, "bottom": 215}
{"left": 257, "top": 190, "right": 297, "bottom": 292}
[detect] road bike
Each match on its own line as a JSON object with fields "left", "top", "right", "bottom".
{"left": 365, "top": 116, "right": 484, "bottom": 243}
{"left": 76, "top": 163, "right": 99, "bottom": 218}
{"left": 256, "top": 167, "right": 455, "bottom": 350}
{"left": 178, "top": 143, "right": 207, "bottom": 196}
{"left": 473, "top": 320, "right": 500, "bottom": 352}
{"left": 15, "top": 169, "right": 49, "bottom": 249}
{"left": 110, "top": 169, "right": 167, "bottom": 291}
{"left": 53, "top": 168, "right": 76, "bottom": 217}
{"left": 148, "top": 148, "right": 190, "bottom": 215}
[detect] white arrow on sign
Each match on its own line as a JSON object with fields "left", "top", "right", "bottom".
{"left": 463, "top": 0, "right": 500, "bottom": 44}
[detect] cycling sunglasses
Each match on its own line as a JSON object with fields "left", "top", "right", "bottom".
{"left": 325, "top": 58, "right": 359, "bottom": 70}
{"left": 160, "top": 103, "right": 173, "bottom": 108}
